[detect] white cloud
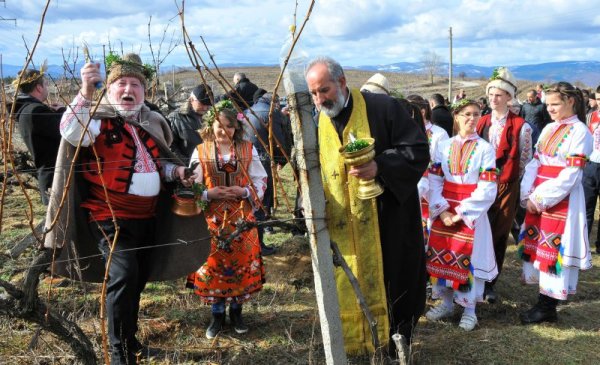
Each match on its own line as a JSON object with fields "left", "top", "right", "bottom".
{"left": 0, "top": 0, "right": 599, "bottom": 71}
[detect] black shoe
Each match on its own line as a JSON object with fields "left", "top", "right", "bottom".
{"left": 511, "top": 227, "right": 521, "bottom": 245}
{"left": 206, "top": 312, "right": 225, "bottom": 339}
{"left": 291, "top": 228, "right": 305, "bottom": 237}
{"left": 261, "top": 243, "right": 276, "bottom": 256}
{"left": 484, "top": 285, "right": 497, "bottom": 304}
{"left": 595, "top": 242, "right": 600, "bottom": 254}
{"left": 264, "top": 226, "right": 274, "bottom": 235}
{"left": 229, "top": 307, "right": 249, "bottom": 334}
{"left": 519, "top": 304, "right": 557, "bottom": 324}
{"left": 130, "top": 338, "right": 162, "bottom": 359}
{"left": 110, "top": 349, "right": 137, "bottom": 365}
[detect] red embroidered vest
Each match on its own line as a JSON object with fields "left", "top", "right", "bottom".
{"left": 589, "top": 110, "right": 600, "bottom": 134}
{"left": 81, "top": 118, "right": 161, "bottom": 192}
{"left": 476, "top": 111, "right": 525, "bottom": 184}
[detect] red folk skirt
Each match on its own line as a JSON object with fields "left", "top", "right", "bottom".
{"left": 426, "top": 180, "right": 477, "bottom": 291}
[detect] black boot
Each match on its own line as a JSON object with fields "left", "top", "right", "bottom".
{"left": 520, "top": 294, "right": 558, "bottom": 324}
{"left": 229, "top": 307, "right": 249, "bottom": 334}
{"left": 261, "top": 242, "right": 276, "bottom": 256}
{"left": 206, "top": 312, "right": 225, "bottom": 339}
{"left": 484, "top": 282, "right": 497, "bottom": 304}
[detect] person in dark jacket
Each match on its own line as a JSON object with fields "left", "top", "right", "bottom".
{"left": 167, "top": 84, "right": 213, "bottom": 164}
{"left": 244, "top": 90, "right": 292, "bottom": 254}
{"left": 520, "top": 89, "right": 550, "bottom": 144}
{"left": 479, "top": 97, "right": 492, "bottom": 116}
{"left": 13, "top": 69, "right": 65, "bottom": 205}
{"left": 429, "top": 93, "right": 453, "bottom": 136}
{"left": 230, "top": 72, "right": 259, "bottom": 108}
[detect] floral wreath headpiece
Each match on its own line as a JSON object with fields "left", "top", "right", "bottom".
{"left": 204, "top": 99, "right": 240, "bottom": 127}
{"left": 450, "top": 98, "right": 475, "bottom": 111}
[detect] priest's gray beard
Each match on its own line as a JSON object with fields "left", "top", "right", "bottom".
{"left": 107, "top": 94, "right": 144, "bottom": 120}
{"left": 320, "top": 85, "right": 346, "bottom": 118}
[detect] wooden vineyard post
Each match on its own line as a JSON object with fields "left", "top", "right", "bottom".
{"left": 282, "top": 69, "right": 347, "bottom": 364}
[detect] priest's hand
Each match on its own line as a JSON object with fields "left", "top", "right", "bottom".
{"left": 348, "top": 160, "right": 378, "bottom": 180}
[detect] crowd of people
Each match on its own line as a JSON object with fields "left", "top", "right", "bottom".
{"left": 10, "top": 54, "right": 598, "bottom": 363}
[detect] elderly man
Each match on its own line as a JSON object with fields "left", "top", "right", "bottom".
{"left": 167, "top": 84, "right": 213, "bottom": 164}
{"left": 231, "top": 72, "right": 259, "bottom": 107}
{"left": 59, "top": 53, "right": 189, "bottom": 364}
{"left": 305, "top": 56, "right": 429, "bottom": 356}
{"left": 476, "top": 67, "right": 533, "bottom": 303}
{"left": 13, "top": 69, "right": 65, "bottom": 205}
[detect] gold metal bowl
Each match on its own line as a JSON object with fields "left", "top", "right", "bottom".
{"left": 339, "top": 138, "right": 384, "bottom": 200}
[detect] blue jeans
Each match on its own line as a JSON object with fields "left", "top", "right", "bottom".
{"left": 583, "top": 161, "right": 600, "bottom": 247}
{"left": 211, "top": 300, "right": 241, "bottom": 314}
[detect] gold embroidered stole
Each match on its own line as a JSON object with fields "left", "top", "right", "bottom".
{"left": 318, "top": 88, "right": 390, "bottom": 354}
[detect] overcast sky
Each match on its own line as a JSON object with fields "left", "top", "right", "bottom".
{"left": 0, "top": 0, "right": 599, "bottom": 71}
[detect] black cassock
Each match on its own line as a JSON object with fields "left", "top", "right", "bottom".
{"left": 328, "top": 91, "right": 430, "bottom": 341}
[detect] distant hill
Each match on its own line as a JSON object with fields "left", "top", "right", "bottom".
{"left": 3, "top": 60, "right": 599, "bottom": 87}
{"left": 358, "top": 60, "right": 600, "bottom": 87}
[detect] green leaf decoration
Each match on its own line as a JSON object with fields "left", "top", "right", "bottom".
{"left": 345, "top": 139, "right": 370, "bottom": 153}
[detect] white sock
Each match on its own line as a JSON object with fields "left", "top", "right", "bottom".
{"left": 463, "top": 306, "right": 476, "bottom": 317}
{"left": 440, "top": 288, "right": 454, "bottom": 309}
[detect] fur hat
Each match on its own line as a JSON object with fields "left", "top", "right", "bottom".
{"left": 191, "top": 84, "right": 213, "bottom": 105}
{"left": 486, "top": 67, "right": 517, "bottom": 99}
{"left": 360, "top": 73, "right": 390, "bottom": 95}
{"left": 106, "top": 53, "right": 151, "bottom": 87}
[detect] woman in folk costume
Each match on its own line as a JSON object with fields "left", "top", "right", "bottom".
{"left": 187, "top": 100, "right": 268, "bottom": 339}
{"left": 518, "top": 82, "right": 593, "bottom": 324}
{"left": 425, "top": 99, "right": 498, "bottom": 331}
{"left": 407, "top": 94, "right": 449, "bottom": 245}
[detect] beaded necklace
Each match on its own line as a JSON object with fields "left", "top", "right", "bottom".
{"left": 216, "top": 141, "right": 237, "bottom": 173}
{"left": 537, "top": 118, "right": 576, "bottom": 157}
{"left": 448, "top": 137, "right": 478, "bottom": 175}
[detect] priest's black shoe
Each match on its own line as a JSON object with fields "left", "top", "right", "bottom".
{"left": 130, "top": 338, "right": 162, "bottom": 359}
{"left": 206, "top": 312, "right": 225, "bottom": 339}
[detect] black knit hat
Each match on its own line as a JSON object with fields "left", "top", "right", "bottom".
{"left": 191, "top": 84, "right": 213, "bottom": 106}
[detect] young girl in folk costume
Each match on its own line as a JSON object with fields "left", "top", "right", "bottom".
{"left": 187, "top": 100, "right": 268, "bottom": 339}
{"left": 425, "top": 99, "right": 498, "bottom": 331}
{"left": 407, "top": 95, "right": 449, "bottom": 245}
{"left": 518, "top": 82, "right": 592, "bottom": 324}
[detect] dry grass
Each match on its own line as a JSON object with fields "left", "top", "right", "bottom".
{"left": 1, "top": 68, "right": 600, "bottom": 364}
{"left": 2, "top": 163, "right": 600, "bottom": 364}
